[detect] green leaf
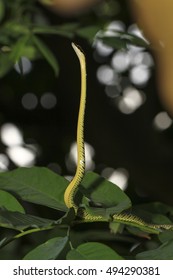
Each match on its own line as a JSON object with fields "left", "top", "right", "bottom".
{"left": 32, "top": 35, "right": 59, "bottom": 75}
{"left": 136, "top": 240, "right": 173, "bottom": 260}
{"left": 158, "top": 230, "right": 173, "bottom": 244}
{"left": 132, "top": 203, "right": 173, "bottom": 228}
{"left": 3, "top": 22, "right": 30, "bottom": 36}
{"left": 0, "top": 190, "right": 25, "bottom": 213}
{"left": 0, "top": 52, "right": 13, "bottom": 77}
{"left": 120, "top": 32, "right": 148, "bottom": 48}
{"left": 23, "top": 237, "right": 68, "bottom": 260}
{"left": 19, "top": 45, "right": 39, "bottom": 60}
{"left": 134, "top": 202, "right": 173, "bottom": 216}
{"left": 10, "top": 35, "right": 31, "bottom": 62}
{"left": 32, "top": 23, "right": 79, "bottom": 38}
{"left": 99, "top": 36, "right": 127, "bottom": 49}
{"left": 0, "top": 208, "right": 54, "bottom": 231}
{"left": 98, "top": 31, "right": 148, "bottom": 50}
{"left": 81, "top": 172, "right": 131, "bottom": 214}
{"left": 67, "top": 242, "right": 124, "bottom": 260}
{"left": 76, "top": 26, "right": 100, "bottom": 43}
{"left": 109, "top": 221, "right": 122, "bottom": 234}
{"left": 126, "top": 226, "right": 151, "bottom": 239}
{"left": 0, "top": 167, "right": 69, "bottom": 211}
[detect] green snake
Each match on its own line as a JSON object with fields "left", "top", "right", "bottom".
{"left": 64, "top": 43, "right": 173, "bottom": 234}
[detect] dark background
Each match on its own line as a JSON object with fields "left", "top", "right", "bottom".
{"left": 0, "top": 0, "right": 173, "bottom": 210}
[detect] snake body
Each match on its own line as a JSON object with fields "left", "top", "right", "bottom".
{"left": 64, "top": 43, "right": 173, "bottom": 233}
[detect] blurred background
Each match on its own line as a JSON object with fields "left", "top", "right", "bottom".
{"left": 1, "top": 0, "right": 173, "bottom": 212}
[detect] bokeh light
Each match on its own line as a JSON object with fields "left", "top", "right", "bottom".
{"left": 7, "top": 146, "right": 36, "bottom": 167}
{"left": 117, "top": 87, "right": 146, "bottom": 114}
{"left": 0, "top": 154, "right": 9, "bottom": 172}
{"left": 97, "top": 65, "right": 115, "bottom": 85}
{"left": 153, "top": 112, "right": 172, "bottom": 131}
{"left": 129, "top": 64, "right": 151, "bottom": 86}
{"left": 102, "top": 167, "right": 129, "bottom": 190}
{"left": 0, "top": 123, "right": 23, "bottom": 146}
{"left": 40, "top": 92, "right": 57, "bottom": 109}
{"left": 14, "top": 57, "right": 32, "bottom": 75}
{"left": 111, "top": 51, "right": 130, "bottom": 73}
{"left": 22, "top": 93, "right": 38, "bottom": 110}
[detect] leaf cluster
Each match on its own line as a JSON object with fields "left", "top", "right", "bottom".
{"left": 0, "top": 167, "right": 173, "bottom": 259}
{"left": 0, "top": 0, "right": 148, "bottom": 78}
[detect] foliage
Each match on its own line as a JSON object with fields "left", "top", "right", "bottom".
{"left": 0, "top": 168, "right": 173, "bottom": 259}
{"left": 0, "top": 0, "right": 173, "bottom": 260}
{"left": 0, "top": 0, "right": 147, "bottom": 77}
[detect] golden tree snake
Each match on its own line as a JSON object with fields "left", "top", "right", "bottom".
{"left": 64, "top": 43, "right": 173, "bottom": 234}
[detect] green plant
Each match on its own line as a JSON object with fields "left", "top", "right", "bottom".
{"left": 0, "top": 0, "right": 173, "bottom": 260}
{"left": 1, "top": 167, "right": 173, "bottom": 259}
{"left": 0, "top": 0, "right": 147, "bottom": 78}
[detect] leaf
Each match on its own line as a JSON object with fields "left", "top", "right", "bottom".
{"left": 0, "top": 52, "right": 13, "bottom": 77}
{"left": 97, "top": 31, "right": 148, "bottom": 50}
{"left": 0, "top": 167, "right": 69, "bottom": 211}
{"left": 32, "top": 35, "right": 59, "bottom": 75}
{"left": 57, "top": 208, "right": 76, "bottom": 225}
{"left": 81, "top": 172, "right": 131, "bottom": 214}
{"left": 67, "top": 242, "right": 124, "bottom": 260}
{"left": 0, "top": 190, "right": 25, "bottom": 213}
{"left": 3, "top": 22, "right": 30, "bottom": 36}
{"left": 158, "top": 230, "right": 173, "bottom": 244}
{"left": 99, "top": 36, "right": 127, "bottom": 49}
{"left": 126, "top": 226, "right": 151, "bottom": 239}
{"left": 136, "top": 240, "right": 173, "bottom": 260}
{"left": 32, "top": 23, "right": 79, "bottom": 38}
{"left": 23, "top": 237, "right": 68, "bottom": 260}
{"left": 0, "top": 208, "right": 54, "bottom": 231}
{"left": 132, "top": 203, "right": 173, "bottom": 228}
{"left": 122, "top": 32, "right": 149, "bottom": 48}
{"left": 134, "top": 202, "right": 173, "bottom": 216}
{"left": 0, "top": 35, "right": 33, "bottom": 77}
{"left": 10, "top": 35, "right": 31, "bottom": 62}
{"left": 76, "top": 26, "right": 100, "bottom": 43}
{"left": 109, "top": 222, "right": 122, "bottom": 234}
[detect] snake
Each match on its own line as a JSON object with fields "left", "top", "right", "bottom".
{"left": 64, "top": 43, "right": 173, "bottom": 234}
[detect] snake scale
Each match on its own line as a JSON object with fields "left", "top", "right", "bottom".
{"left": 64, "top": 43, "right": 173, "bottom": 233}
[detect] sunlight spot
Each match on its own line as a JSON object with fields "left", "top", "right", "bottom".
{"left": 107, "top": 20, "right": 126, "bottom": 32}
{"left": 0, "top": 123, "right": 23, "bottom": 146}
{"left": 97, "top": 65, "right": 114, "bottom": 85}
{"left": 102, "top": 167, "right": 129, "bottom": 190}
{"left": 130, "top": 65, "right": 151, "bottom": 86}
{"left": 22, "top": 93, "right": 38, "bottom": 110}
{"left": 111, "top": 51, "right": 130, "bottom": 73}
{"left": 0, "top": 154, "right": 9, "bottom": 171}
{"left": 64, "top": 175, "right": 72, "bottom": 181}
{"left": 40, "top": 92, "right": 57, "bottom": 109}
{"left": 130, "top": 52, "right": 154, "bottom": 67}
{"left": 118, "top": 87, "right": 145, "bottom": 114}
{"left": 153, "top": 112, "right": 172, "bottom": 130}
{"left": 141, "top": 52, "right": 154, "bottom": 67}
{"left": 14, "top": 57, "right": 32, "bottom": 75}
{"left": 7, "top": 146, "right": 36, "bottom": 167}
{"left": 94, "top": 40, "right": 113, "bottom": 57}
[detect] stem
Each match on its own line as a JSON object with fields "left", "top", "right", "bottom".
{"left": 67, "top": 226, "right": 73, "bottom": 250}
